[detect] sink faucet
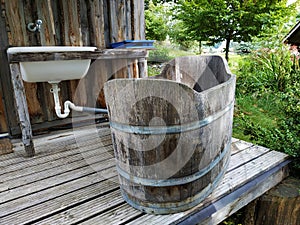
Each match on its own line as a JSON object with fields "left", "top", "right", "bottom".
{"left": 27, "top": 19, "right": 42, "bottom": 32}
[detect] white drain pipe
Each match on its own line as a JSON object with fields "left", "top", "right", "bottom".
{"left": 50, "top": 82, "right": 108, "bottom": 119}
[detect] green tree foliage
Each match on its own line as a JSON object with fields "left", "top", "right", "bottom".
{"left": 145, "top": 0, "right": 178, "bottom": 9}
{"left": 175, "top": 0, "right": 296, "bottom": 60}
{"left": 145, "top": 1, "right": 169, "bottom": 41}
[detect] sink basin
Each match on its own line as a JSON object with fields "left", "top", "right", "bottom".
{"left": 7, "top": 46, "right": 97, "bottom": 83}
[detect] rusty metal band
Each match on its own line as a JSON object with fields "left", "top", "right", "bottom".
{"left": 110, "top": 101, "right": 234, "bottom": 135}
{"left": 116, "top": 139, "right": 231, "bottom": 187}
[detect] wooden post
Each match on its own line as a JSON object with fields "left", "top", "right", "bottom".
{"left": 10, "top": 63, "right": 35, "bottom": 157}
{"left": 243, "top": 176, "right": 300, "bottom": 225}
{"left": 138, "top": 57, "right": 148, "bottom": 78}
{"left": 0, "top": 3, "right": 20, "bottom": 136}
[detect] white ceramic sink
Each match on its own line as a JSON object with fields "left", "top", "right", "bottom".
{"left": 7, "top": 46, "right": 97, "bottom": 83}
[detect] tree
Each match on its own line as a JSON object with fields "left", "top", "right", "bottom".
{"left": 145, "top": 1, "right": 169, "bottom": 41}
{"left": 175, "top": 0, "right": 296, "bottom": 61}
{"left": 145, "top": 0, "right": 178, "bottom": 9}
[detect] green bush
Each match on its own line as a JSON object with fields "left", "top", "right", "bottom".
{"left": 148, "top": 45, "right": 172, "bottom": 63}
{"left": 234, "top": 42, "right": 300, "bottom": 173}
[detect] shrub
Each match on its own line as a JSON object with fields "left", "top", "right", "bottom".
{"left": 234, "top": 42, "right": 300, "bottom": 173}
{"left": 148, "top": 45, "right": 172, "bottom": 63}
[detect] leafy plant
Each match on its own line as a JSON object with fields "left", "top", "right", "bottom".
{"left": 148, "top": 44, "right": 172, "bottom": 63}
{"left": 234, "top": 41, "right": 300, "bottom": 173}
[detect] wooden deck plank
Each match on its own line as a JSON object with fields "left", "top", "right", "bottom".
{"left": 0, "top": 147, "right": 114, "bottom": 192}
{"left": 80, "top": 203, "right": 144, "bottom": 225}
{"left": 0, "top": 125, "right": 290, "bottom": 225}
{"left": 2, "top": 128, "right": 110, "bottom": 165}
{"left": 183, "top": 162, "right": 290, "bottom": 225}
{"left": 0, "top": 176, "right": 119, "bottom": 224}
{"left": 32, "top": 190, "right": 125, "bottom": 225}
{"left": 0, "top": 165, "right": 117, "bottom": 218}
{"left": 0, "top": 157, "right": 116, "bottom": 205}
{"left": 0, "top": 134, "right": 112, "bottom": 175}
{"left": 0, "top": 145, "right": 113, "bottom": 185}
{"left": 0, "top": 125, "right": 111, "bottom": 164}
{"left": 227, "top": 144, "right": 270, "bottom": 172}
{"left": 230, "top": 139, "right": 254, "bottom": 155}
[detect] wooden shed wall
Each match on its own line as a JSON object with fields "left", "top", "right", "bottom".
{"left": 0, "top": 0, "right": 145, "bottom": 135}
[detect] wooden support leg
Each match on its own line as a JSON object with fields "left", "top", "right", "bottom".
{"left": 138, "top": 57, "right": 148, "bottom": 78}
{"left": 10, "top": 63, "right": 35, "bottom": 157}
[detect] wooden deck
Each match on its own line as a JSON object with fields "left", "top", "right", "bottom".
{"left": 0, "top": 123, "right": 290, "bottom": 225}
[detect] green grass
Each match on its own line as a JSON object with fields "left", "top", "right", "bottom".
{"left": 167, "top": 47, "right": 196, "bottom": 58}
{"left": 233, "top": 93, "right": 284, "bottom": 142}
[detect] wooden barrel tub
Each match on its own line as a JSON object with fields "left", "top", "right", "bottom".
{"left": 104, "top": 55, "right": 236, "bottom": 214}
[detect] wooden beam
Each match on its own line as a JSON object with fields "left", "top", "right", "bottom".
{"left": 138, "top": 57, "right": 148, "bottom": 78}
{"left": 9, "top": 63, "right": 35, "bottom": 157}
{"left": 0, "top": 3, "right": 20, "bottom": 136}
{"left": 7, "top": 49, "right": 148, "bottom": 63}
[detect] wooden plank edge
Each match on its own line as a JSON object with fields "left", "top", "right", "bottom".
{"left": 8, "top": 49, "right": 148, "bottom": 63}
{"left": 175, "top": 160, "right": 291, "bottom": 225}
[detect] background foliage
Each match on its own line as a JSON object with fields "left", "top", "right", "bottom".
{"left": 145, "top": 0, "right": 298, "bottom": 60}
{"left": 234, "top": 41, "right": 300, "bottom": 174}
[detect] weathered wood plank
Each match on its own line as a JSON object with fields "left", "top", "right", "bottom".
{"left": 0, "top": 136, "right": 111, "bottom": 179}
{"left": 125, "top": 0, "right": 132, "bottom": 40}
{"left": 0, "top": 91, "right": 8, "bottom": 133}
{"left": 0, "top": 121, "right": 291, "bottom": 225}
{"left": 0, "top": 146, "right": 114, "bottom": 192}
{"left": 132, "top": 0, "right": 145, "bottom": 40}
{"left": 0, "top": 174, "right": 119, "bottom": 224}
{"left": 0, "top": 134, "right": 112, "bottom": 176}
{"left": 4, "top": 0, "right": 28, "bottom": 46}
{"left": 210, "top": 151, "right": 289, "bottom": 201}
{"left": 24, "top": 82, "right": 45, "bottom": 124}
{"left": 0, "top": 157, "right": 116, "bottom": 204}
{"left": 0, "top": 2, "right": 19, "bottom": 135}
{"left": 80, "top": 203, "right": 144, "bottom": 225}
{"left": 231, "top": 140, "right": 254, "bottom": 155}
{"left": 33, "top": 0, "right": 64, "bottom": 122}
{"left": 36, "top": 0, "right": 56, "bottom": 45}
{"left": 0, "top": 126, "right": 111, "bottom": 169}
{"left": 7, "top": 49, "right": 148, "bottom": 62}
{"left": 87, "top": 0, "right": 105, "bottom": 48}
{"left": 0, "top": 165, "right": 118, "bottom": 218}
{"left": 195, "top": 163, "right": 290, "bottom": 225}
{"left": 61, "top": 0, "right": 81, "bottom": 46}
{"left": 227, "top": 144, "right": 270, "bottom": 172}
{"left": 79, "top": 0, "right": 90, "bottom": 46}
{"left": 9, "top": 63, "right": 34, "bottom": 156}
{"left": 34, "top": 190, "right": 124, "bottom": 224}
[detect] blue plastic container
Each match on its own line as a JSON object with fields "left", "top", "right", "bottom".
{"left": 110, "top": 40, "right": 155, "bottom": 49}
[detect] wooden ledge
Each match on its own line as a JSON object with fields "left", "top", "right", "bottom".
{"left": 7, "top": 49, "right": 148, "bottom": 63}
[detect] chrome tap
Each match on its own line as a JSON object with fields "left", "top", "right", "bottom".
{"left": 27, "top": 19, "right": 42, "bottom": 32}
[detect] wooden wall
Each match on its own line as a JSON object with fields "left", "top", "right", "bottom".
{"left": 0, "top": 0, "right": 145, "bottom": 135}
